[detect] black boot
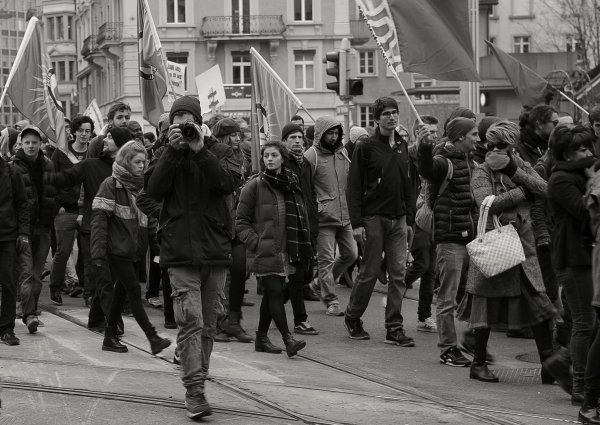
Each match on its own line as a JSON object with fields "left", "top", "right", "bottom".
{"left": 255, "top": 331, "right": 282, "bottom": 354}
{"left": 579, "top": 394, "right": 600, "bottom": 424}
{"left": 470, "top": 362, "right": 499, "bottom": 382}
{"left": 541, "top": 347, "right": 573, "bottom": 395}
{"left": 283, "top": 332, "right": 306, "bottom": 358}
{"left": 102, "top": 327, "right": 128, "bottom": 353}
{"left": 470, "top": 328, "right": 498, "bottom": 382}
{"left": 147, "top": 328, "right": 172, "bottom": 355}
{"left": 225, "top": 311, "right": 253, "bottom": 343}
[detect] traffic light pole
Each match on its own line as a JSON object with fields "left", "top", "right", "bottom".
{"left": 340, "top": 38, "right": 350, "bottom": 145}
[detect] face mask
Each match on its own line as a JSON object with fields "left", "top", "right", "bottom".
{"left": 485, "top": 150, "right": 510, "bottom": 171}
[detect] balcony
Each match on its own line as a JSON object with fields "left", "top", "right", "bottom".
{"left": 350, "top": 20, "right": 371, "bottom": 45}
{"left": 80, "top": 35, "right": 97, "bottom": 57}
{"left": 97, "top": 22, "right": 122, "bottom": 45}
{"left": 201, "top": 15, "right": 285, "bottom": 38}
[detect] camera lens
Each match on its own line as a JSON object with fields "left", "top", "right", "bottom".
{"left": 181, "top": 123, "right": 197, "bottom": 140}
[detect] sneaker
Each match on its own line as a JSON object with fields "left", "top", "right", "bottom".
{"left": 384, "top": 329, "right": 415, "bottom": 347}
{"left": 417, "top": 317, "right": 437, "bottom": 333}
{"left": 185, "top": 393, "right": 212, "bottom": 419}
{"left": 50, "top": 291, "right": 63, "bottom": 306}
{"left": 294, "top": 321, "right": 319, "bottom": 335}
{"left": 326, "top": 303, "right": 344, "bottom": 317}
{"left": 146, "top": 297, "right": 162, "bottom": 308}
{"left": 25, "top": 316, "right": 39, "bottom": 334}
{"left": 345, "top": 318, "right": 370, "bottom": 340}
{"left": 440, "top": 346, "right": 472, "bottom": 367}
{"left": 1, "top": 330, "right": 20, "bottom": 346}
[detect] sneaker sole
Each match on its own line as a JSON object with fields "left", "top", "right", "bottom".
{"left": 384, "top": 340, "right": 415, "bottom": 347}
{"left": 102, "top": 345, "right": 128, "bottom": 353}
{"left": 294, "top": 329, "right": 319, "bottom": 335}
{"left": 440, "top": 359, "right": 471, "bottom": 367}
{"left": 187, "top": 408, "right": 213, "bottom": 419}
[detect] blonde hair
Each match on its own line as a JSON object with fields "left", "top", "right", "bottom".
{"left": 486, "top": 120, "right": 520, "bottom": 146}
{"left": 115, "top": 140, "right": 146, "bottom": 170}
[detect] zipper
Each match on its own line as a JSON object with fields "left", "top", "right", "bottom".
{"left": 466, "top": 154, "right": 475, "bottom": 237}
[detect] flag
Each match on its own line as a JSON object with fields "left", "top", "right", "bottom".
{"left": 138, "top": 0, "right": 168, "bottom": 126}
{"left": 356, "top": 0, "right": 403, "bottom": 74}
{"left": 82, "top": 99, "right": 104, "bottom": 133}
{"left": 4, "top": 17, "right": 68, "bottom": 152}
{"left": 250, "top": 48, "right": 303, "bottom": 172}
{"left": 195, "top": 65, "right": 226, "bottom": 114}
{"left": 485, "top": 40, "right": 552, "bottom": 107}
{"left": 360, "top": 0, "right": 479, "bottom": 82}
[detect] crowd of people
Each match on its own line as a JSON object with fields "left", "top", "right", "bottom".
{"left": 0, "top": 95, "right": 598, "bottom": 423}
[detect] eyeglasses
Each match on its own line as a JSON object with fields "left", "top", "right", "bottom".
{"left": 380, "top": 110, "right": 399, "bottom": 118}
{"left": 487, "top": 140, "right": 510, "bottom": 151}
{"left": 76, "top": 129, "right": 92, "bottom": 134}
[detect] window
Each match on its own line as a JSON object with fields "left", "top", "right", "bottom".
{"left": 294, "top": 0, "right": 313, "bottom": 21}
{"left": 67, "top": 16, "right": 73, "bottom": 40}
{"left": 358, "top": 51, "right": 375, "bottom": 75}
{"left": 513, "top": 36, "right": 530, "bottom": 53}
{"left": 359, "top": 106, "right": 375, "bottom": 128}
{"left": 68, "top": 61, "right": 75, "bottom": 81}
{"left": 56, "top": 16, "right": 64, "bottom": 40}
{"left": 294, "top": 50, "right": 315, "bottom": 89}
{"left": 57, "top": 61, "right": 66, "bottom": 81}
{"left": 47, "top": 16, "right": 54, "bottom": 40}
{"left": 166, "top": 52, "right": 188, "bottom": 90}
{"left": 167, "top": 0, "right": 186, "bottom": 23}
{"left": 413, "top": 81, "right": 432, "bottom": 101}
{"left": 232, "top": 52, "right": 251, "bottom": 84}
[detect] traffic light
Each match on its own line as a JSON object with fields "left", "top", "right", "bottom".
{"left": 325, "top": 50, "right": 347, "bottom": 96}
{"left": 347, "top": 78, "right": 364, "bottom": 96}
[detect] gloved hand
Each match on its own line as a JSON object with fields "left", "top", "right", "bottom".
{"left": 16, "top": 235, "right": 30, "bottom": 254}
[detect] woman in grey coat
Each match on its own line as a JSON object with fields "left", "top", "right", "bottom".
{"left": 457, "top": 121, "right": 567, "bottom": 384}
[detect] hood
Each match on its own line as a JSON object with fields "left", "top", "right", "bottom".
{"left": 313, "top": 117, "right": 343, "bottom": 152}
{"left": 15, "top": 148, "right": 44, "bottom": 164}
{"left": 520, "top": 126, "right": 548, "bottom": 151}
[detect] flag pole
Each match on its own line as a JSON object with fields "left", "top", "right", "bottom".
{"left": 358, "top": 6, "right": 422, "bottom": 125}
{"left": 558, "top": 90, "right": 589, "bottom": 115}
{"left": 0, "top": 17, "right": 38, "bottom": 108}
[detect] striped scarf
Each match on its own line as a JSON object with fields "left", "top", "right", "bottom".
{"left": 263, "top": 167, "right": 313, "bottom": 263}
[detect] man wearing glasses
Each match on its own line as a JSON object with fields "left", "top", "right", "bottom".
{"left": 49, "top": 115, "right": 95, "bottom": 304}
{"left": 517, "top": 104, "right": 558, "bottom": 167}
{"left": 345, "top": 97, "right": 416, "bottom": 347}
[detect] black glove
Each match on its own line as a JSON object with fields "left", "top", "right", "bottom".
{"left": 501, "top": 155, "right": 518, "bottom": 178}
{"left": 16, "top": 235, "right": 30, "bottom": 254}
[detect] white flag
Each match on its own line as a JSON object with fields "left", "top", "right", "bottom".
{"left": 195, "top": 65, "right": 226, "bottom": 113}
{"left": 82, "top": 99, "right": 104, "bottom": 133}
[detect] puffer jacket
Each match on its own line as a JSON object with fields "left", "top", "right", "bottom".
{"left": 236, "top": 172, "right": 310, "bottom": 275}
{"left": 10, "top": 149, "right": 58, "bottom": 228}
{"left": 417, "top": 141, "right": 477, "bottom": 245}
{"left": 91, "top": 176, "right": 157, "bottom": 262}
{"left": 304, "top": 117, "right": 351, "bottom": 227}
{"left": 146, "top": 145, "right": 235, "bottom": 267}
{"left": 0, "top": 158, "right": 30, "bottom": 241}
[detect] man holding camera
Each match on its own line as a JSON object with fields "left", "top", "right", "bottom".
{"left": 146, "top": 96, "right": 235, "bottom": 420}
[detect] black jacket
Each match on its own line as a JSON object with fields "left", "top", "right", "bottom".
{"left": 346, "top": 127, "right": 415, "bottom": 228}
{"left": 10, "top": 149, "right": 58, "bottom": 228}
{"left": 51, "top": 147, "right": 86, "bottom": 213}
{"left": 517, "top": 127, "right": 547, "bottom": 167}
{"left": 286, "top": 157, "right": 319, "bottom": 246}
{"left": 0, "top": 158, "right": 30, "bottom": 241}
{"left": 147, "top": 145, "right": 235, "bottom": 267}
{"left": 417, "top": 141, "right": 477, "bottom": 245}
{"left": 548, "top": 158, "right": 595, "bottom": 269}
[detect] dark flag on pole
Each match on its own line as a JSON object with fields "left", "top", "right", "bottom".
{"left": 485, "top": 40, "right": 553, "bottom": 107}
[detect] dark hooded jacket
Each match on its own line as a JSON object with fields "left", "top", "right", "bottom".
{"left": 517, "top": 126, "right": 547, "bottom": 166}
{"left": 0, "top": 158, "right": 30, "bottom": 241}
{"left": 304, "top": 117, "right": 351, "bottom": 227}
{"left": 347, "top": 126, "right": 415, "bottom": 228}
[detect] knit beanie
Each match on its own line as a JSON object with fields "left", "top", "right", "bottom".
{"left": 444, "top": 107, "right": 476, "bottom": 135}
{"left": 478, "top": 116, "right": 503, "bottom": 143}
{"left": 212, "top": 118, "right": 240, "bottom": 138}
{"left": 349, "top": 126, "right": 369, "bottom": 144}
{"left": 107, "top": 127, "right": 132, "bottom": 148}
{"left": 158, "top": 113, "right": 170, "bottom": 133}
{"left": 169, "top": 96, "right": 203, "bottom": 126}
{"left": 486, "top": 120, "right": 520, "bottom": 146}
{"left": 281, "top": 123, "right": 303, "bottom": 141}
{"left": 446, "top": 117, "right": 477, "bottom": 142}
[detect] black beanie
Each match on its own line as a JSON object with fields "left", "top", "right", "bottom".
{"left": 281, "top": 123, "right": 303, "bottom": 141}
{"left": 107, "top": 127, "right": 132, "bottom": 148}
{"left": 212, "top": 118, "right": 240, "bottom": 138}
{"left": 446, "top": 117, "right": 477, "bottom": 142}
{"left": 169, "top": 96, "right": 203, "bottom": 126}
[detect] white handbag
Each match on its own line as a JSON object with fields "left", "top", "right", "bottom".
{"left": 466, "top": 195, "right": 526, "bottom": 278}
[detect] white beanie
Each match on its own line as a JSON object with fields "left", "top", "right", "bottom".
{"left": 349, "top": 126, "right": 368, "bottom": 144}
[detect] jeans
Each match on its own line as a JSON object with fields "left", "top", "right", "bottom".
{"left": 556, "top": 266, "right": 596, "bottom": 379}
{"left": 405, "top": 227, "right": 436, "bottom": 322}
{"left": 436, "top": 243, "right": 469, "bottom": 352}
{"left": 0, "top": 241, "right": 17, "bottom": 333}
{"left": 346, "top": 215, "right": 408, "bottom": 332}
{"left": 316, "top": 224, "right": 358, "bottom": 305}
{"left": 19, "top": 225, "right": 51, "bottom": 321}
{"left": 585, "top": 307, "right": 600, "bottom": 398}
{"left": 168, "top": 265, "right": 227, "bottom": 396}
{"left": 107, "top": 258, "right": 153, "bottom": 335}
{"left": 50, "top": 211, "right": 84, "bottom": 293}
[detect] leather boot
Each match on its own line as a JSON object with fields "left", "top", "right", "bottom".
{"left": 146, "top": 328, "right": 172, "bottom": 355}
{"left": 572, "top": 371, "right": 585, "bottom": 405}
{"left": 255, "top": 331, "right": 282, "bottom": 354}
{"left": 102, "top": 327, "right": 128, "bottom": 353}
{"left": 541, "top": 347, "right": 573, "bottom": 395}
{"left": 283, "top": 332, "right": 306, "bottom": 358}
{"left": 469, "top": 362, "right": 499, "bottom": 383}
{"left": 579, "top": 395, "right": 600, "bottom": 424}
{"left": 224, "top": 311, "right": 253, "bottom": 343}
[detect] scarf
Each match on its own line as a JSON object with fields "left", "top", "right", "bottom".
{"left": 289, "top": 148, "right": 304, "bottom": 165}
{"left": 112, "top": 162, "right": 144, "bottom": 195}
{"left": 263, "top": 167, "right": 313, "bottom": 263}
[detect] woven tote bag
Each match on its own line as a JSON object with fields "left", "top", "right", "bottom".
{"left": 466, "top": 195, "right": 526, "bottom": 278}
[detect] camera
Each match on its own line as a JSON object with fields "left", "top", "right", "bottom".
{"left": 177, "top": 123, "right": 198, "bottom": 141}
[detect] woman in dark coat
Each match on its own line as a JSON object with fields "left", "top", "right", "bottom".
{"left": 548, "top": 125, "right": 597, "bottom": 405}
{"left": 458, "top": 121, "right": 564, "bottom": 384}
{"left": 236, "top": 141, "right": 312, "bottom": 357}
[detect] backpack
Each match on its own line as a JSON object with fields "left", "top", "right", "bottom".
{"left": 414, "top": 158, "right": 453, "bottom": 234}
